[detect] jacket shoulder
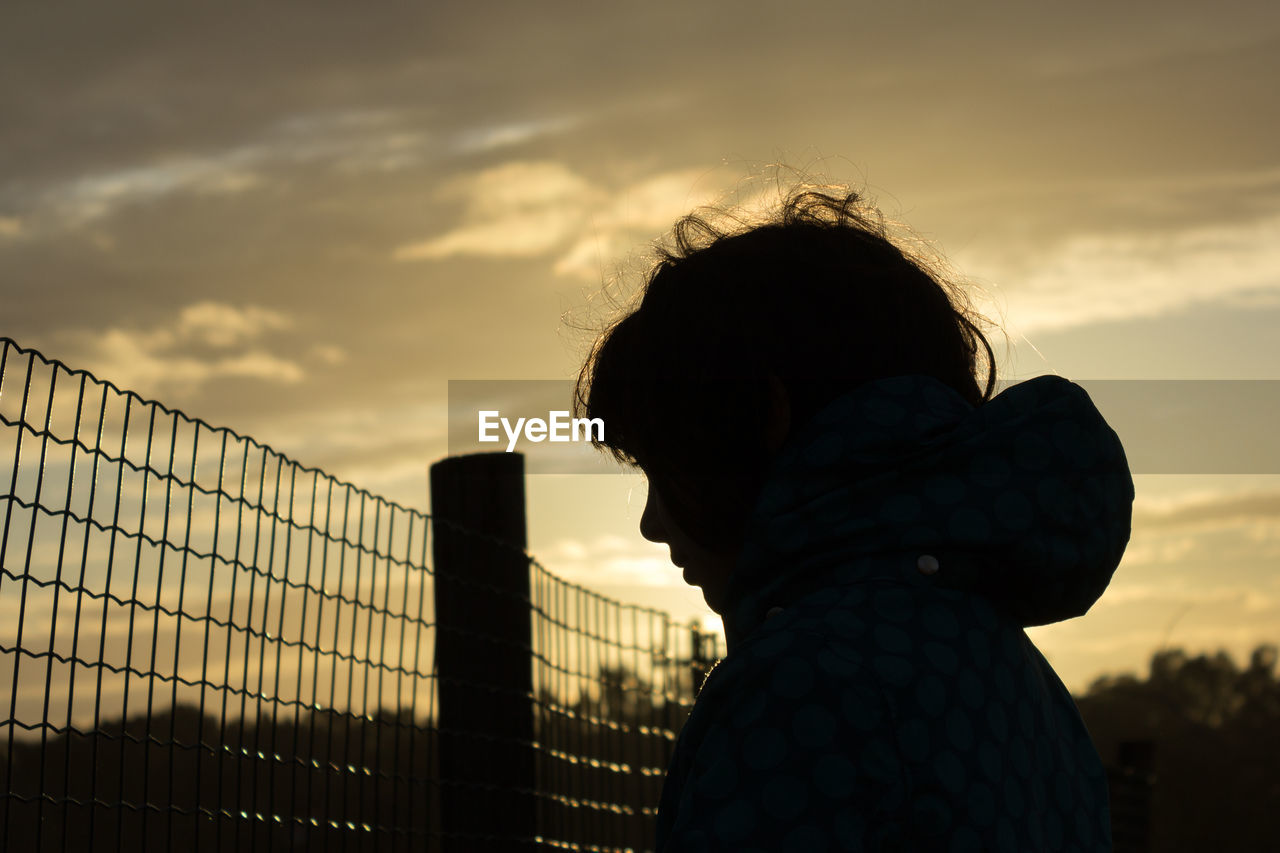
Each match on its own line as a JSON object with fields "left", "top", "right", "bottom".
{"left": 679, "top": 580, "right": 1113, "bottom": 851}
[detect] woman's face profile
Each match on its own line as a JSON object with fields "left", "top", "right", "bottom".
{"left": 639, "top": 477, "right": 738, "bottom": 614}
{"left": 636, "top": 377, "right": 788, "bottom": 614}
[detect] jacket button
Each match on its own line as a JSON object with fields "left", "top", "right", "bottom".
{"left": 765, "top": 606, "right": 785, "bottom": 620}
{"left": 917, "top": 554, "right": 940, "bottom": 575}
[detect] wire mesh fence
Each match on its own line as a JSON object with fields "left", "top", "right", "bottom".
{"left": 0, "top": 336, "right": 719, "bottom": 853}
{"left": 528, "top": 564, "right": 720, "bottom": 852}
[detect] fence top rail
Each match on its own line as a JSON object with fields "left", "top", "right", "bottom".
{"left": 0, "top": 334, "right": 431, "bottom": 526}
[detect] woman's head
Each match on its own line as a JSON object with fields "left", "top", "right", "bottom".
{"left": 574, "top": 187, "right": 999, "bottom": 600}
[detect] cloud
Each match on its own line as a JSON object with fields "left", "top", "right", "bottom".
{"left": 40, "top": 155, "right": 265, "bottom": 228}
{"left": 1116, "top": 536, "right": 1200, "bottom": 568}
{"left": 452, "top": 115, "right": 580, "bottom": 154}
{"left": 961, "top": 207, "right": 1280, "bottom": 335}
{"left": 1098, "top": 581, "right": 1275, "bottom": 613}
{"left": 393, "top": 161, "right": 735, "bottom": 276}
{"left": 82, "top": 329, "right": 304, "bottom": 392}
{"left": 176, "top": 301, "right": 292, "bottom": 348}
{"left": 1134, "top": 490, "right": 1280, "bottom": 531}
{"left": 266, "top": 109, "right": 432, "bottom": 174}
{"left": 234, "top": 396, "right": 448, "bottom": 505}
{"left": 308, "top": 344, "right": 347, "bottom": 366}
{"left": 395, "top": 207, "right": 586, "bottom": 261}
{"left": 0, "top": 216, "right": 22, "bottom": 237}
{"left": 597, "top": 168, "right": 730, "bottom": 231}
{"left": 64, "top": 302, "right": 304, "bottom": 395}
{"left": 552, "top": 168, "right": 741, "bottom": 279}
{"left": 393, "top": 161, "right": 600, "bottom": 261}
{"left": 4, "top": 108, "right": 435, "bottom": 233}
{"left": 1115, "top": 491, "right": 1280, "bottom": 571}
{"left": 18, "top": 111, "right": 578, "bottom": 244}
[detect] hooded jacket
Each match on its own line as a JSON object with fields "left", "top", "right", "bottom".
{"left": 653, "top": 373, "right": 1135, "bottom": 852}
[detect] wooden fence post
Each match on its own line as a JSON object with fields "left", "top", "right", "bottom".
{"left": 430, "top": 452, "right": 535, "bottom": 852}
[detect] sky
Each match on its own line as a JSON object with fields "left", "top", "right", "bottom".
{"left": 2, "top": 0, "right": 1279, "bottom": 694}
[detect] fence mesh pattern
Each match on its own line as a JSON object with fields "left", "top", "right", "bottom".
{"left": 529, "top": 565, "right": 719, "bottom": 852}
{"left": 0, "top": 337, "right": 717, "bottom": 852}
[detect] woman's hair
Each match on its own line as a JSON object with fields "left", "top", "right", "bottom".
{"left": 573, "top": 187, "right": 999, "bottom": 550}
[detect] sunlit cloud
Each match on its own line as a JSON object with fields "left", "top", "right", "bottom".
{"left": 309, "top": 344, "right": 347, "bottom": 366}
{"left": 81, "top": 329, "right": 304, "bottom": 392}
{"left": 396, "top": 208, "right": 587, "bottom": 260}
{"left": 1116, "top": 491, "right": 1280, "bottom": 572}
{"left": 47, "top": 158, "right": 264, "bottom": 227}
{"left": 3, "top": 108, "right": 435, "bottom": 232}
{"left": 1098, "top": 581, "right": 1275, "bottom": 613}
{"left": 62, "top": 302, "right": 305, "bottom": 395}
{"left": 3, "top": 109, "right": 592, "bottom": 238}
{"left": 1116, "top": 535, "right": 1200, "bottom": 568}
{"left": 257, "top": 399, "right": 448, "bottom": 464}
{"left": 553, "top": 168, "right": 738, "bottom": 279}
{"left": 392, "top": 161, "right": 734, "bottom": 275}
{"left": 1133, "top": 490, "right": 1280, "bottom": 531}
{"left": 393, "top": 161, "right": 599, "bottom": 260}
{"left": 963, "top": 211, "right": 1280, "bottom": 334}
{"left": 452, "top": 115, "right": 581, "bottom": 154}
{"left": 177, "top": 301, "right": 292, "bottom": 348}
{"left": 598, "top": 168, "right": 730, "bottom": 231}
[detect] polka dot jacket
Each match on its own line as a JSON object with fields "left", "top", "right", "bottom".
{"left": 654, "top": 374, "right": 1135, "bottom": 852}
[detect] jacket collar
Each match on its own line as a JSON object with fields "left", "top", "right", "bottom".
{"left": 722, "top": 373, "right": 1135, "bottom": 652}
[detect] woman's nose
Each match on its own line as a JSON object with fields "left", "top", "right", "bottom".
{"left": 639, "top": 486, "right": 667, "bottom": 544}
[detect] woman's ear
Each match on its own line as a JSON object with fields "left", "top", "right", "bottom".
{"left": 764, "top": 371, "right": 791, "bottom": 453}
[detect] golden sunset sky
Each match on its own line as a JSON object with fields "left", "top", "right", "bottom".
{"left": 3, "top": 0, "right": 1278, "bottom": 692}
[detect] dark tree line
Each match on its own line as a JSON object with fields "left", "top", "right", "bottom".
{"left": 3, "top": 646, "right": 1276, "bottom": 852}
{"left": 1076, "top": 644, "right": 1280, "bottom": 853}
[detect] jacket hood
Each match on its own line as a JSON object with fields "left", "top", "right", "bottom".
{"left": 722, "top": 373, "right": 1135, "bottom": 651}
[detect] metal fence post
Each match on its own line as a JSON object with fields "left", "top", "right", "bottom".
{"left": 430, "top": 452, "right": 536, "bottom": 851}
{"left": 1109, "top": 739, "right": 1155, "bottom": 853}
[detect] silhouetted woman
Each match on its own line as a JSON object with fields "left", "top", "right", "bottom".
{"left": 574, "top": 188, "right": 1134, "bottom": 851}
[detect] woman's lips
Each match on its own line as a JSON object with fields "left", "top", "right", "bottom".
{"left": 672, "top": 554, "right": 699, "bottom": 585}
